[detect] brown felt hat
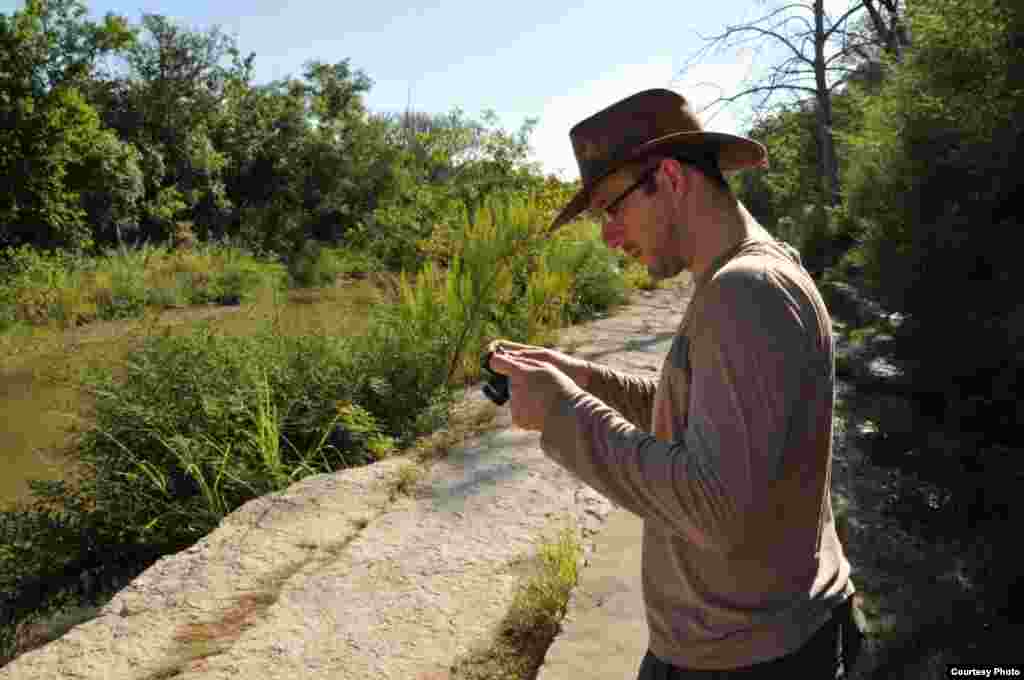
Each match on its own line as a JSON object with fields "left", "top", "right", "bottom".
{"left": 549, "top": 88, "right": 768, "bottom": 232}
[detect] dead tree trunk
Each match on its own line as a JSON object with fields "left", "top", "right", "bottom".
{"left": 815, "top": 0, "right": 842, "bottom": 208}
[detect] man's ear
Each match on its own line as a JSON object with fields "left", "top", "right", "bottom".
{"left": 663, "top": 158, "right": 692, "bottom": 197}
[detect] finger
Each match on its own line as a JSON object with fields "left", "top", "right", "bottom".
{"left": 489, "top": 352, "right": 546, "bottom": 375}
{"left": 491, "top": 340, "right": 538, "bottom": 353}
{"left": 501, "top": 346, "right": 560, "bottom": 362}
{"left": 487, "top": 352, "right": 518, "bottom": 376}
{"left": 512, "top": 356, "right": 552, "bottom": 367}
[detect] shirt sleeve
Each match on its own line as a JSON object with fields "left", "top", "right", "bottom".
{"left": 584, "top": 363, "right": 659, "bottom": 432}
{"left": 539, "top": 262, "right": 815, "bottom": 552}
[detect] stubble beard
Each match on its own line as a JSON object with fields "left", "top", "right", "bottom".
{"left": 647, "top": 252, "right": 687, "bottom": 281}
{"left": 646, "top": 216, "right": 689, "bottom": 281}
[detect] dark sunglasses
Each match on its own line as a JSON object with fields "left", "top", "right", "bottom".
{"left": 587, "top": 165, "right": 659, "bottom": 223}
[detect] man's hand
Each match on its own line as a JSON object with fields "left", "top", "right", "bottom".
{"left": 485, "top": 340, "right": 594, "bottom": 390}
{"left": 487, "top": 351, "right": 582, "bottom": 432}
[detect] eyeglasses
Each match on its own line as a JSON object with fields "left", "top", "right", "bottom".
{"left": 587, "top": 166, "right": 659, "bottom": 224}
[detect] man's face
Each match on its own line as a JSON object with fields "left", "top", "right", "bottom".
{"left": 590, "top": 161, "right": 691, "bottom": 281}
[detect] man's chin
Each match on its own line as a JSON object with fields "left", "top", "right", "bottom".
{"left": 646, "top": 255, "right": 686, "bottom": 281}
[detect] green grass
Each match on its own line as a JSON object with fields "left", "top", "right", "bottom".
{"left": 0, "top": 242, "right": 288, "bottom": 334}
{"left": 450, "top": 523, "right": 583, "bottom": 680}
{"left": 286, "top": 243, "right": 381, "bottom": 288}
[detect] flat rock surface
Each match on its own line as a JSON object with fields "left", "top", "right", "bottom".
{"left": 1, "top": 276, "right": 692, "bottom": 680}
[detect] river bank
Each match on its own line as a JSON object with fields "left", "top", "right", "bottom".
{"left": 0, "top": 273, "right": 390, "bottom": 505}
{"left": 0, "top": 275, "right": 688, "bottom": 678}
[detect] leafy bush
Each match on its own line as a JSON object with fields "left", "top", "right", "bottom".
{"left": 363, "top": 186, "right": 464, "bottom": 274}
{"left": 837, "top": 0, "right": 1024, "bottom": 623}
{"left": 0, "top": 477, "right": 162, "bottom": 664}
{"left": 843, "top": 0, "right": 1023, "bottom": 421}
{"left": 0, "top": 246, "right": 79, "bottom": 324}
{"left": 734, "top": 93, "right": 865, "bottom": 276}
{"left": 285, "top": 242, "right": 374, "bottom": 288}
{"left": 546, "top": 221, "right": 629, "bottom": 323}
{"left": 38, "top": 323, "right": 383, "bottom": 556}
{"left": 98, "top": 258, "right": 148, "bottom": 319}
{"left": 0, "top": 244, "right": 286, "bottom": 330}
{"left": 212, "top": 258, "right": 282, "bottom": 304}
{"left": 344, "top": 318, "right": 455, "bottom": 448}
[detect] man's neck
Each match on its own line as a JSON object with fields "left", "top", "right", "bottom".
{"left": 691, "top": 197, "right": 767, "bottom": 282}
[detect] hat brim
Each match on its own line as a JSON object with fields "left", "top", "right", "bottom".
{"left": 549, "top": 132, "right": 767, "bottom": 233}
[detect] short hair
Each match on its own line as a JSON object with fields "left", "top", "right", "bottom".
{"left": 640, "top": 152, "right": 731, "bottom": 195}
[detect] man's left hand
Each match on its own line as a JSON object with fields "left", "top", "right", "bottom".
{"left": 487, "top": 351, "right": 582, "bottom": 432}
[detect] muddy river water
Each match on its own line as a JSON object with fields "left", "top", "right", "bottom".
{"left": 0, "top": 278, "right": 387, "bottom": 507}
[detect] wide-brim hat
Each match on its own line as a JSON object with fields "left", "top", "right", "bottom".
{"left": 549, "top": 88, "right": 768, "bottom": 232}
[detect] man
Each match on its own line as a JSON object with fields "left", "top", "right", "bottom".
{"left": 488, "top": 89, "right": 864, "bottom": 678}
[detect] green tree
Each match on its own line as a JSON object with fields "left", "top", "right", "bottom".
{"left": 209, "top": 57, "right": 393, "bottom": 256}
{"left": 0, "top": 0, "right": 134, "bottom": 98}
{"left": 73, "top": 123, "right": 145, "bottom": 247}
{"left": 736, "top": 89, "right": 864, "bottom": 275}
{"left": 0, "top": 0, "right": 138, "bottom": 250}
{"left": 683, "top": 0, "right": 909, "bottom": 210}
{"left": 843, "top": 0, "right": 1023, "bottom": 440}
{"left": 363, "top": 107, "right": 542, "bottom": 270}
{"left": 96, "top": 14, "right": 244, "bottom": 242}
{"left": 297, "top": 60, "right": 387, "bottom": 245}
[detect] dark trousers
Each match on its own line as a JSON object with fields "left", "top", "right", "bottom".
{"left": 636, "top": 598, "right": 865, "bottom": 679}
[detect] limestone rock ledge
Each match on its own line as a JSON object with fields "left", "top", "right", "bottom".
{"left": 1, "top": 428, "right": 613, "bottom": 680}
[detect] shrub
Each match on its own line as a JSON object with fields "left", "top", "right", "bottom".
{"left": 287, "top": 242, "right": 341, "bottom": 288}
{"left": 843, "top": 0, "right": 1023, "bottom": 425}
{"left": 0, "top": 243, "right": 285, "bottom": 329}
{"left": 98, "top": 259, "right": 147, "bottom": 320}
{"left": 213, "top": 258, "right": 282, "bottom": 305}
{"left": 286, "top": 242, "right": 382, "bottom": 289}
{"left": 355, "top": 290, "right": 458, "bottom": 445}
{"left": 546, "top": 221, "right": 629, "bottom": 323}
{"left": 836, "top": 0, "right": 1024, "bottom": 626}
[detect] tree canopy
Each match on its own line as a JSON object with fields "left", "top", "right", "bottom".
{"left": 0, "top": 1, "right": 562, "bottom": 260}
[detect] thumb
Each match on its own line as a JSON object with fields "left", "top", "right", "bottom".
{"left": 490, "top": 352, "right": 544, "bottom": 374}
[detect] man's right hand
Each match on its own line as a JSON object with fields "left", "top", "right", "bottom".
{"left": 486, "top": 340, "right": 594, "bottom": 391}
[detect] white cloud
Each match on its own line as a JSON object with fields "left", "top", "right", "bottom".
{"left": 529, "top": 52, "right": 757, "bottom": 180}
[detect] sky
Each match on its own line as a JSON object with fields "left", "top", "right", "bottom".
{"left": 3, "top": 0, "right": 858, "bottom": 179}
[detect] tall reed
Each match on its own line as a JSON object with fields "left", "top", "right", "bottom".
{"left": 396, "top": 196, "right": 628, "bottom": 387}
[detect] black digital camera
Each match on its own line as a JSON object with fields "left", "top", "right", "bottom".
{"left": 481, "top": 346, "right": 510, "bottom": 405}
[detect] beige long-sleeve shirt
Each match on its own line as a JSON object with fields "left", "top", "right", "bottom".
{"left": 540, "top": 237, "right": 855, "bottom": 670}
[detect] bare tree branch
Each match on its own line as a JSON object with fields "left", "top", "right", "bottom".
{"left": 746, "top": 2, "right": 816, "bottom": 26}
{"left": 823, "top": 3, "right": 867, "bottom": 41}
{"left": 876, "top": 0, "right": 900, "bottom": 16}
{"left": 860, "top": 0, "right": 891, "bottom": 48}
{"left": 696, "top": 83, "right": 821, "bottom": 114}
{"left": 775, "top": 14, "right": 810, "bottom": 37}
{"left": 675, "top": 0, "right": 900, "bottom": 208}
{"left": 828, "top": 75, "right": 854, "bottom": 93}
{"left": 713, "top": 24, "right": 817, "bottom": 67}
{"left": 824, "top": 42, "right": 878, "bottom": 65}
{"left": 780, "top": 13, "right": 817, "bottom": 35}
